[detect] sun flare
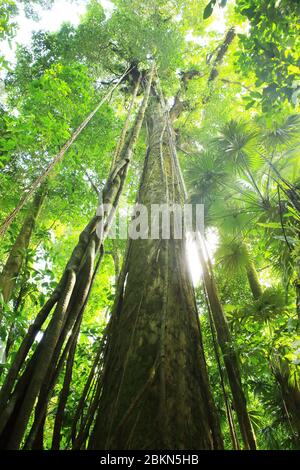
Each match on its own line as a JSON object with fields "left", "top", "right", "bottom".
{"left": 186, "top": 228, "right": 219, "bottom": 286}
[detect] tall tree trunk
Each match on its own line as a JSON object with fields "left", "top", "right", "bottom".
{"left": 0, "top": 183, "right": 47, "bottom": 322}
{"left": 51, "top": 321, "right": 79, "bottom": 450}
{"left": 204, "top": 288, "right": 240, "bottom": 449}
{"left": 245, "top": 259, "right": 263, "bottom": 300}
{"left": 0, "top": 66, "right": 153, "bottom": 450}
{"left": 197, "top": 236, "right": 257, "bottom": 450}
{"left": 89, "top": 90, "right": 223, "bottom": 450}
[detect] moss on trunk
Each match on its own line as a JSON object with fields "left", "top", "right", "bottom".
{"left": 0, "top": 183, "right": 46, "bottom": 312}
{"left": 89, "top": 93, "right": 223, "bottom": 450}
{"left": 246, "top": 260, "right": 263, "bottom": 300}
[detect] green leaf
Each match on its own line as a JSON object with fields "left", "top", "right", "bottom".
{"left": 257, "top": 222, "right": 282, "bottom": 229}
{"left": 203, "top": 0, "right": 216, "bottom": 20}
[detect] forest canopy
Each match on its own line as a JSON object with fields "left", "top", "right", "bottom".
{"left": 0, "top": 0, "right": 299, "bottom": 452}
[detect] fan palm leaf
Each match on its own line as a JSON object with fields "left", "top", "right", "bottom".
{"left": 215, "top": 235, "right": 252, "bottom": 277}
{"left": 261, "top": 114, "right": 300, "bottom": 148}
{"left": 216, "top": 120, "right": 257, "bottom": 170}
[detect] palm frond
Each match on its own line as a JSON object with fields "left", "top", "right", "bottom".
{"left": 262, "top": 114, "right": 300, "bottom": 147}
{"left": 185, "top": 149, "right": 228, "bottom": 203}
{"left": 216, "top": 120, "right": 257, "bottom": 169}
{"left": 244, "top": 286, "right": 287, "bottom": 322}
{"left": 215, "top": 235, "right": 251, "bottom": 276}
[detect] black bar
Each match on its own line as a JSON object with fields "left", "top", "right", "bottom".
{"left": 0, "top": 450, "right": 299, "bottom": 467}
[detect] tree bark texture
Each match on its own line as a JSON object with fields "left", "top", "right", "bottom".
{"left": 89, "top": 91, "right": 223, "bottom": 450}
{"left": 0, "top": 183, "right": 47, "bottom": 317}
{"left": 197, "top": 237, "right": 257, "bottom": 450}
{"left": 0, "top": 67, "right": 153, "bottom": 450}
